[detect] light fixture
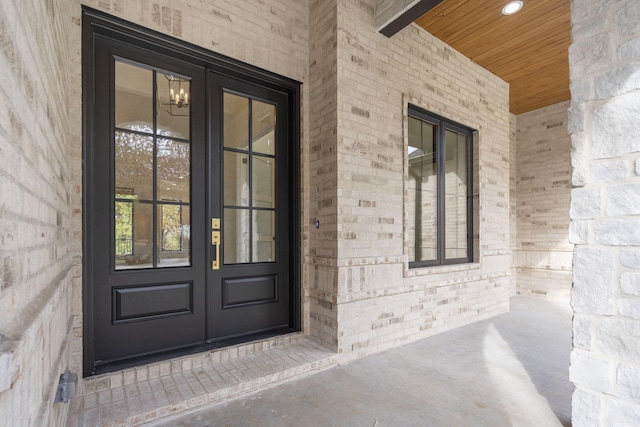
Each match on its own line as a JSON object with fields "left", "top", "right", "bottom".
{"left": 164, "top": 74, "right": 189, "bottom": 116}
{"left": 502, "top": 0, "right": 523, "bottom": 15}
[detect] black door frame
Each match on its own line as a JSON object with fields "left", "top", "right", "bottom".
{"left": 82, "top": 7, "right": 301, "bottom": 377}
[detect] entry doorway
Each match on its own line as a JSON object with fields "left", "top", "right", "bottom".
{"left": 83, "top": 9, "right": 300, "bottom": 375}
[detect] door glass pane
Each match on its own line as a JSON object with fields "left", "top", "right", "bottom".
{"left": 252, "top": 156, "right": 275, "bottom": 208}
{"left": 224, "top": 151, "right": 250, "bottom": 207}
{"left": 116, "top": 201, "right": 153, "bottom": 269}
{"left": 115, "top": 61, "right": 153, "bottom": 131}
{"left": 407, "top": 117, "right": 437, "bottom": 263}
{"left": 253, "top": 210, "right": 275, "bottom": 262}
{"left": 114, "top": 59, "right": 192, "bottom": 270}
{"left": 224, "top": 208, "right": 250, "bottom": 264}
{"left": 157, "top": 139, "right": 190, "bottom": 202}
{"left": 252, "top": 101, "right": 275, "bottom": 155}
{"left": 157, "top": 72, "right": 190, "bottom": 139}
{"left": 158, "top": 204, "right": 190, "bottom": 267}
{"left": 115, "top": 132, "right": 154, "bottom": 203}
{"left": 224, "top": 93, "right": 249, "bottom": 150}
{"left": 445, "top": 129, "right": 468, "bottom": 259}
{"left": 115, "top": 198, "right": 134, "bottom": 257}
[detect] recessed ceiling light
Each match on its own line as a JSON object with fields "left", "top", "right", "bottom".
{"left": 502, "top": 1, "right": 523, "bottom": 15}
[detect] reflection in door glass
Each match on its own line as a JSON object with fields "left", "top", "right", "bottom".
{"left": 157, "top": 139, "right": 191, "bottom": 202}
{"left": 114, "top": 59, "right": 192, "bottom": 270}
{"left": 158, "top": 204, "right": 190, "bottom": 267}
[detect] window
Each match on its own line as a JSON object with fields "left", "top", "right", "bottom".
{"left": 407, "top": 105, "right": 473, "bottom": 267}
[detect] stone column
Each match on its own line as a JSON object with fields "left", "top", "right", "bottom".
{"left": 569, "top": 1, "right": 640, "bottom": 425}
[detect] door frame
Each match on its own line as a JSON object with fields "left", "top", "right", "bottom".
{"left": 82, "top": 7, "right": 301, "bottom": 377}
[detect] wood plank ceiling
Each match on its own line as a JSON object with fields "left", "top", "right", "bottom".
{"left": 414, "top": 0, "right": 571, "bottom": 115}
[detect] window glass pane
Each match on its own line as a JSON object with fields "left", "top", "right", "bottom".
{"left": 116, "top": 201, "right": 153, "bottom": 270}
{"left": 115, "top": 61, "right": 153, "bottom": 131}
{"left": 409, "top": 120, "right": 437, "bottom": 262}
{"left": 408, "top": 116, "right": 422, "bottom": 156}
{"left": 158, "top": 204, "right": 190, "bottom": 267}
{"left": 252, "top": 101, "right": 276, "bottom": 155}
{"left": 115, "top": 131, "right": 153, "bottom": 201}
{"left": 157, "top": 72, "right": 190, "bottom": 139}
{"left": 445, "top": 129, "right": 468, "bottom": 259}
{"left": 253, "top": 210, "right": 275, "bottom": 262}
{"left": 224, "top": 208, "right": 250, "bottom": 264}
{"left": 252, "top": 156, "right": 275, "bottom": 208}
{"left": 224, "top": 151, "right": 250, "bottom": 207}
{"left": 157, "top": 139, "right": 190, "bottom": 202}
{"left": 224, "top": 93, "right": 249, "bottom": 150}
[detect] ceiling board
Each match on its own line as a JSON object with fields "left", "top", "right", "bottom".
{"left": 414, "top": 0, "right": 571, "bottom": 115}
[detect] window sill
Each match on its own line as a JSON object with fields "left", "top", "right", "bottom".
{"left": 404, "top": 261, "right": 481, "bottom": 278}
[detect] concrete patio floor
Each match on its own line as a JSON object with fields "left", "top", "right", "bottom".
{"left": 143, "top": 296, "right": 573, "bottom": 427}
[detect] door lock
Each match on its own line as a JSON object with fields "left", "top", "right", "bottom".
{"left": 211, "top": 218, "right": 221, "bottom": 270}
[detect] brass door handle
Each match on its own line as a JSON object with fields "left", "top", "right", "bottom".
{"left": 211, "top": 230, "right": 220, "bottom": 270}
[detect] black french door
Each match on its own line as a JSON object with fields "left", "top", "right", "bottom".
{"left": 206, "top": 73, "right": 290, "bottom": 340}
{"left": 84, "top": 13, "right": 297, "bottom": 375}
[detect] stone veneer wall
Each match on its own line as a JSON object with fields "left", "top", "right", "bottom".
{"left": 569, "top": 0, "right": 640, "bottom": 425}
{"left": 514, "top": 101, "right": 572, "bottom": 301}
{"left": 0, "top": 0, "right": 75, "bottom": 425}
{"left": 320, "top": 0, "right": 512, "bottom": 357}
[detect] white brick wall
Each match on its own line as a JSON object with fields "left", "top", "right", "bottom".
{"left": 569, "top": 0, "right": 640, "bottom": 425}
{"left": 307, "top": 0, "right": 340, "bottom": 350}
{"left": 0, "top": 0, "right": 75, "bottom": 425}
{"left": 509, "top": 112, "right": 517, "bottom": 296}
{"left": 514, "top": 101, "right": 572, "bottom": 301}
{"left": 321, "top": 0, "right": 511, "bottom": 356}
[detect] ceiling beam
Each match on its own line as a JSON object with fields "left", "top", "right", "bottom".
{"left": 376, "top": 0, "right": 444, "bottom": 37}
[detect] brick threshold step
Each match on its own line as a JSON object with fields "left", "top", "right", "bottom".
{"left": 68, "top": 335, "right": 338, "bottom": 427}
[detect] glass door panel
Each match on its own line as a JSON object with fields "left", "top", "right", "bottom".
{"left": 223, "top": 93, "right": 249, "bottom": 150}
{"left": 222, "top": 93, "right": 277, "bottom": 265}
{"left": 114, "top": 58, "right": 192, "bottom": 270}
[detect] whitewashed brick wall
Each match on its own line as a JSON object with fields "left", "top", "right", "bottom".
{"left": 307, "top": 0, "right": 340, "bottom": 350}
{"left": 510, "top": 112, "right": 517, "bottom": 296}
{"left": 569, "top": 0, "right": 640, "bottom": 425}
{"left": 0, "top": 0, "right": 75, "bottom": 426}
{"left": 321, "top": 0, "right": 511, "bottom": 357}
{"left": 515, "top": 101, "right": 572, "bottom": 301}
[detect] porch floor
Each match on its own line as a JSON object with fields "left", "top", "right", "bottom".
{"left": 69, "top": 296, "right": 573, "bottom": 426}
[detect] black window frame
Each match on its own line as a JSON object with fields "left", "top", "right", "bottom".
{"left": 407, "top": 104, "right": 474, "bottom": 268}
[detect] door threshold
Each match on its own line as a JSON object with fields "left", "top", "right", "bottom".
{"left": 68, "top": 334, "right": 338, "bottom": 427}
{"left": 93, "top": 326, "right": 295, "bottom": 376}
